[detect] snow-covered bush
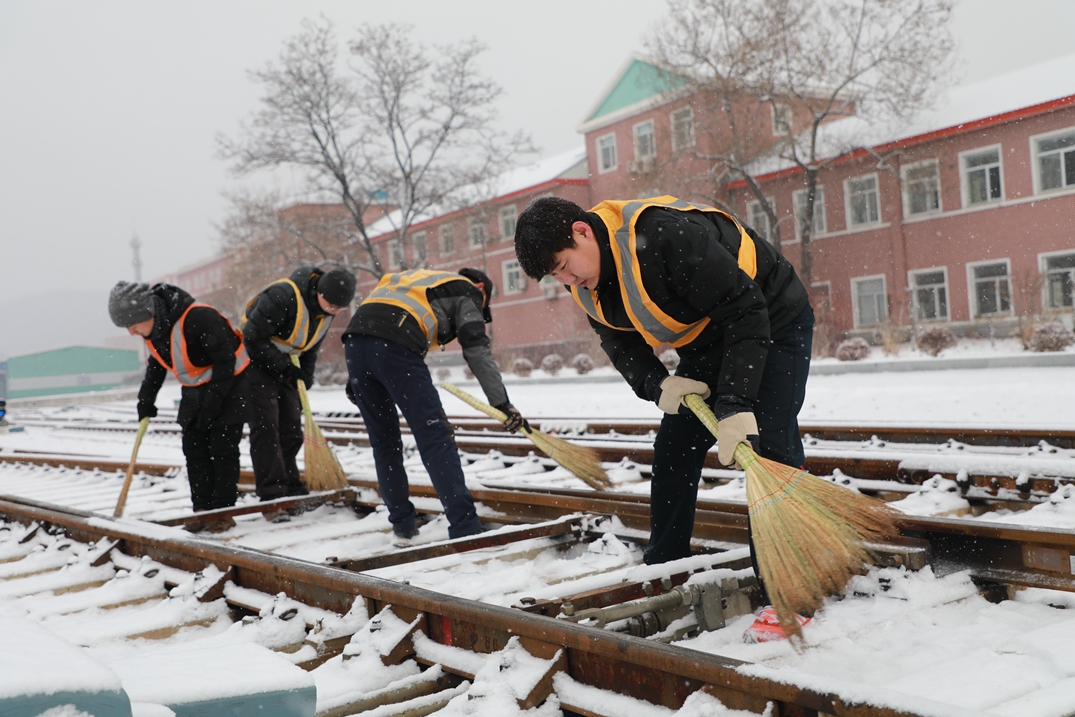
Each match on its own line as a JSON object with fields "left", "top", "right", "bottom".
{"left": 916, "top": 326, "right": 957, "bottom": 357}
{"left": 658, "top": 348, "right": 680, "bottom": 370}
{"left": 1029, "top": 321, "right": 1075, "bottom": 352}
{"left": 835, "top": 337, "right": 870, "bottom": 361}
{"left": 436, "top": 368, "right": 451, "bottom": 382}
{"left": 540, "top": 354, "right": 564, "bottom": 376}
{"left": 512, "top": 357, "right": 533, "bottom": 377}
{"left": 571, "top": 353, "right": 595, "bottom": 375}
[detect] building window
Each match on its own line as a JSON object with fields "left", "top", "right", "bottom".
{"left": 468, "top": 216, "right": 485, "bottom": 249}
{"left": 597, "top": 133, "right": 617, "bottom": 173}
{"left": 502, "top": 259, "right": 526, "bottom": 295}
{"left": 846, "top": 174, "right": 880, "bottom": 227}
{"left": 911, "top": 269, "right": 948, "bottom": 322}
{"left": 388, "top": 238, "right": 404, "bottom": 269}
{"left": 903, "top": 161, "right": 941, "bottom": 215}
{"left": 771, "top": 104, "right": 791, "bottom": 135}
{"left": 970, "top": 261, "right": 1011, "bottom": 316}
{"left": 962, "top": 147, "right": 1002, "bottom": 205}
{"left": 499, "top": 205, "right": 517, "bottom": 241}
{"left": 747, "top": 199, "right": 772, "bottom": 241}
{"left": 1045, "top": 252, "right": 1075, "bottom": 309}
{"left": 852, "top": 276, "right": 886, "bottom": 328}
{"left": 1035, "top": 130, "right": 1075, "bottom": 192}
{"left": 792, "top": 187, "right": 825, "bottom": 238}
{"left": 413, "top": 231, "right": 427, "bottom": 265}
{"left": 634, "top": 120, "right": 655, "bottom": 161}
{"left": 439, "top": 224, "right": 455, "bottom": 255}
{"left": 540, "top": 275, "right": 561, "bottom": 300}
{"left": 671, "top": 107, "right": 694, "bottom": 150}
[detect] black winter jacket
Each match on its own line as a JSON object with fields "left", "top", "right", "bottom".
{"left": 584, "top": 207, "right": 809, "bottom": 405}
{"left": 242, "top": 267, "right": 331, "bottom": 387}
{"left": 138, "top": 284, "right": 248, "bottom": 430}
{"left": 342, "top": 276, "right": 509, "bottom": 407}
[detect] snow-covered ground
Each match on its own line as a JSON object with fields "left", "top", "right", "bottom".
{"left": 5, "top": 361, "right": 1075, "bottom": 716}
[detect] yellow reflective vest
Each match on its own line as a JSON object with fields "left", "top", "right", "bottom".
{"left": 241, "top": 278, "right": 330, "bottom": 356}
{"left": 570, "top": 196, "right": 757, "bottom": 349}
{"left": 361, "top": 269, "right": 479, "bottom": 350}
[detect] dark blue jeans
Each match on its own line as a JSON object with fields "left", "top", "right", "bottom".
{"left": 644, "top": 304, "right": 814, "bottom": 565}
{"left": 344, "top": 335, "right": 483, "bottom": 539}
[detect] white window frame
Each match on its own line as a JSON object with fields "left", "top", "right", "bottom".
{"left": 499, "top": 205, "right": 517, "bottom": 241}
{"left": 633, "top": 119, "right": 655, "bottom": 161}
{"left": 901, "top": 159, "right": 942, "bottom": 216}
{"left": 792, "top": 186, "right": 826, "bottom": 239}
{"left": 467, "top": 216, "right": 485, "bottom": 249}
{"left": 771, "top": 103, "right": 791, "bottom": 136}
{"left": 438, "top": 224, "right": 455, "bottom": 255}
{"left": 844, "top": 173, "right": 881, "bottom": 229}
{"left": 412, "top": 231, "right": 427, "bottom": 266}
{"left": 539, "top": 275, "right": 561, "bottom": 300}
{"left": 959, "top": 144, "right": 1004, "bottom": 207}
{"left": 746, "top": 198, "right": 775, "bottom": 242}
{"left": 908, "top": 266, "right": 949, "bottom": 323}
{"left": 851, "top": 274, "right": 887, "bottom": 328}
{"left": 1040, "top": 249, "right": 1075, "bottom": 310}
{"left": 597, "top": 133, "right": 618, "bottom": 174}
{"left": 966, "top": 258, "right": 1012, "bottom": 318}
{"left": 1030, "top": 126, "right": 1075, "bottom": 195}
{"left": 670, "top": 106, "right": 694, "bottom": 151}
{"left": 502, "top": 259, "right": 526, "bottom": 296}
{"left": 388, "top": 237, "right": 404, "bottom": 269}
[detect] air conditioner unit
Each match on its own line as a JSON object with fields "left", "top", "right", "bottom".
{"left": 628, "top": 158, "right": 656, "bottom": 175}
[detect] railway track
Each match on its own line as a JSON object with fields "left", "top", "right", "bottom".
{"left": 6, "top": 408, "right": 1075, "bottom": 714}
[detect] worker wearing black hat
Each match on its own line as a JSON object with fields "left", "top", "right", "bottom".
{"left": 108, "top": 281, "right": 250, "bottom": 530}
{"left": 341, "top": 267, "right": 523, "bottom": 542}
{"left": 241, "top": 266, "right": 357, "bottom": 508}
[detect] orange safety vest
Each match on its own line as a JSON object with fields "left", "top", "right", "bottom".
{"left": 241, "top": 278, "right": 330, "bottom": 356}
{"left": 361, "top": 270, "right": 478, "bottom": 350}
{"left": 570, "top": 196, "right": 758, "bottom": 349}
{"left": 145, "top": 304, "right": 250, "bottom": 387}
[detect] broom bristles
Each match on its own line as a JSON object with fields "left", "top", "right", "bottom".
{"left": 686, "top": 394, "right": 898, "bottom": 642}
{"left": 441, "top": 383, "right": 611, "bottom": 490}
{"left": 292, "top": 358, "right": 349, "bottom": 491}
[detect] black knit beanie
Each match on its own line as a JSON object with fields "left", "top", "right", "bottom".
{"left": 457, "top": 267, "right": 495, "bottom": 323}
{"left": 108, "top": 282, "right": 155, "bottom": 327}
{"left": 318, "top": 268, "right": 357, "bottom": 308}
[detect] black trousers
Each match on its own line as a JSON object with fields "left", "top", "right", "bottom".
{"left": 344, "top": 334, "right": 483, "bottom": 539}
{"left": 644, "top": 303, "right": 814, "bottom": 566}
{"left": 247, "top": 364, "right": 307, "bottom": 500}
{"left": 182, "top": 421, "right": 243, "bottom": 511}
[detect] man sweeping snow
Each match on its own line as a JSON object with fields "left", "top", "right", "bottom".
{"left": 514, "top": 196, "right": 814, "bottom": 641}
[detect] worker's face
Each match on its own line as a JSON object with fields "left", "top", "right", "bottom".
{"left": 549, "top": 221, "right": 602, "bottom": 290}
{"left": 318, "top": 293, "right": 345, "bottom": 315}
{"left": 126, "top": 318, "right": 154, "bottom": 337}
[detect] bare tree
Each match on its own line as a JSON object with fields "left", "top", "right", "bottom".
{"left": 219, "top": 18, "right": 533, "bottom": 279}
{"left": 649, "top": 0, "right": 955, "bottom": 289}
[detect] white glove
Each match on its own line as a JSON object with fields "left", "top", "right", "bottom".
{"left": 717, "top": 412, "right": 759, "bottom": 468}
{"left": 656, "top": 376, "right": 711, "bottom": 414}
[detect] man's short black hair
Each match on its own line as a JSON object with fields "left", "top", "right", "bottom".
{"left": 513, "top": 197, "right": 590, "bottom": 280}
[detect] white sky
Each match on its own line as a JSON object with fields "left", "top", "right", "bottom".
{"left": 3, "top": 0, "right": 1075, "bottom": 357}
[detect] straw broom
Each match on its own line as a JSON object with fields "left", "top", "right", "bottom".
{"left": 441, "top": 383, "right": 611, "bottom": 490}
{"left": 291, "top": 356, "right": 349, "bottom": 491}
{"left": 114, "top": 417, "right": 150, "bottom": 517}
{"left": 684, "top": 393, "right": 898, "bottom": 641}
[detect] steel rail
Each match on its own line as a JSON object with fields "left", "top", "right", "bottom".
{"left": 0, "top": 495, "right": 933, "bottom": 717}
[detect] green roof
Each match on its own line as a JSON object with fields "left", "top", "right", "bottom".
{"left": 588, "top": 59, "right": 692, "bottom": 122}
{"left": 10, "top": 346, "right": 141, "bottom": 378}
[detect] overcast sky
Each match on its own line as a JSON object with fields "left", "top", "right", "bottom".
{"left": 3, "top": 0, "right": 1075, "bottom": 358}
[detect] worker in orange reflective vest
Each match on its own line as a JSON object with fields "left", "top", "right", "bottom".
{"left": 515, "top": 196, "right": 814, "bottom": 642}
{"left": 109, "top": 282, "right": 250, "bottom": 530}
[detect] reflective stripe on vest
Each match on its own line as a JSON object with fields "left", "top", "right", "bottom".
{"left": 241, "top": 278, "right": 329, "bottom": 356}
{"left": 145, "top": 304, "right": 251, "bottom": 387}
{"left": 571, "top": 196, "right": 758, "bottom": 348}
{"left": 361, "top": 269, "right": 472, "bottom": 350}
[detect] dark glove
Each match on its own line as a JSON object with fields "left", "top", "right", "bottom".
{"left": 137, "top": 400, "right": 157, "bottom": 421}
{"left": 345, "top": 381, "right": 359, "bottom": 407}
{"left": 495, "top": 403, "right": 529, "bottom": 434}
{"left": 283, "top": 363, "right": 307, "bottom": 389}
{"left": 303, "top": 369, "right": 316, "bottom": 388}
